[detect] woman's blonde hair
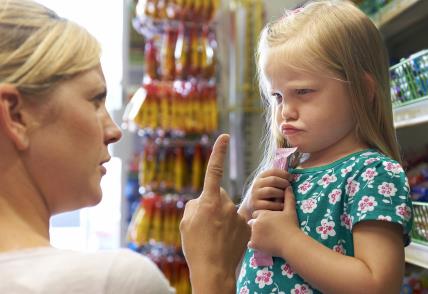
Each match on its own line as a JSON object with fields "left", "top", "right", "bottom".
{"left": 0, "top": 0, "right": 101, "bottom": 95}
{"left": 244, "top": 0, "right": 400, "bottom": 198}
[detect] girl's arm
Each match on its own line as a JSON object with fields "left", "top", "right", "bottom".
{"left": 282, "top": 221, "right": 403, "bottom": 294}
{"left": 249, "top": 187, "right": 404, "bottom": 294}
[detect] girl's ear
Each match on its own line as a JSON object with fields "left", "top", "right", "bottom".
{"left": 363, "top": 73, "right": 376, "bottom": 103}
{"left": 0, "top": 84, "right": 30, "bottom": 150}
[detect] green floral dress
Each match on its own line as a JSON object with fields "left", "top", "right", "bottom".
{"left": 236, "top": 150, "right": 413, "bottom": 294}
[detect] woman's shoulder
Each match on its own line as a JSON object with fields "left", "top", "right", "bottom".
{"left": 0, "top": 247, "right": 174, "bottom": 294}
{"left": 74, "top": 248, "right": 174, "bottom": 293}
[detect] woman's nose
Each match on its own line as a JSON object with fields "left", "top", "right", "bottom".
{"left": 104, "top": 114, "right": 122, "bottom": 145}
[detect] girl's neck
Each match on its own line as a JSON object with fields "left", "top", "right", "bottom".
{"left": 298, "top": 139, "right": 369, "bottom": 169}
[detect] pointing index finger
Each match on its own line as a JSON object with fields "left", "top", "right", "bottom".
{"left": 202, "top": 134, "right": 230, "bottom": 197}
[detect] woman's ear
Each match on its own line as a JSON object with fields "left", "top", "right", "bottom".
{"left": 363, "top": 73, "right": 376, "bottom": 103}
{"left": 0, "top": 84, "right": 30, "bottom": 150}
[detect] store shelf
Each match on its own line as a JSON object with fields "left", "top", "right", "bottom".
{"left": 405, "top": 242, "right": 428, "bottom": 269}
{"left": 373, "top": 0, "right": 428, "bottom": 39}
{"left": 393, "top": 97, "right": 428, "bottom": 128}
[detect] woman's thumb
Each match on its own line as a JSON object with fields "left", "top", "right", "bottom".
{"left": 283, "top": 186, "right": 296, "bottom": 212}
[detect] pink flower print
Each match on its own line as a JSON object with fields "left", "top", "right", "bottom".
{"left": 383, "top": 161, "right": 403, "bottom": 174}
{"left": 361, "top": 151, "right": 376, "bottom": 157}
{"left": 317, "top": 174, "right": 337, "bottom": 188}
{"left": 378, "top": 182, "right": 397, "bottom": 197}
{"left": 316, "top": 219, "right": 336, "bottom": 240}
{"left": 333, "top": 243, "right": 346, "bottom": 255}
{"left": 300, "top": 198, "right": 317, "bottom": 213}
{"left": 364, "top": 157, "right": 379, "bottom": 166}
{"left": 291, "top": 283, "right": 313, "bottom": 294}
{"left": 281, "top": 263, "right": 294, "bottom": 278}
{"left": 396, "top": 204, "right": 412, "bottom": 221}
{"left": 340, "top": 213, "right": 352, "bottom": 230}
{"left": 238, "top": 263, "right": 246, "bottom": 282}
{"left": 346, "top": 178, "right": 360, "bottom": 197}
{"left": 239, "top": 286, "right": 249, "bottom": 294}
{"left": 378, "top": 215, "right": 392, "bottom": 221}
{"left": 298, "top": 181, "right": 313, "bottom": 194}
{"left": 293, "top": 174, "right": 302, "bottom": 182}
{"left": 358, "top": 196, "right": 378, "bottom": 212}
{"left": 249, "top": 254, "right": 257, "bottom": 269}
{"left": 341, "top": 166, "right": 353, "bottom": 177}
{"left": 255, "top": 267, "right": 273, "bottom": 288}
{"left": 328, "top": 189, "right": 342, "bottom": 204}
{"left": 362, "top": 168, "right": 378, "bottom": 182}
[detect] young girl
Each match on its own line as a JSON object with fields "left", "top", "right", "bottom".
{"left": 237, "top": 1, "right": 413, "bottom": 293}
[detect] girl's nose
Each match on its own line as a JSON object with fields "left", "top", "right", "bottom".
{"left": 281, "top": 101, "right": 298, "bottom": 121}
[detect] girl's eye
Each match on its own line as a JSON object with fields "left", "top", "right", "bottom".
{"left": 272, "top": 93, "right": 283, "bottom": 104}
{"left": 295, "top": 89, "right": 313, "bottom": 95}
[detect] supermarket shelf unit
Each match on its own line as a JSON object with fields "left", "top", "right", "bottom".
{"left": 405, "top": 242, "right": 428, "bottom": 269}
{"left": 378, "top": 0, "right": 428, "bottom": 269}
{"left": 393, "top": 97, "right": 428, "bottom": 129}
{"left": 373, "top": 0, "right": 428, "bottom": 39}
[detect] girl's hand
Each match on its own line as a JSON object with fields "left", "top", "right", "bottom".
{"left": 244, "top": 169, "right": 293, "bottom": 216}
{"left": 248, "top": 186, "right": 301, "bottom": 257}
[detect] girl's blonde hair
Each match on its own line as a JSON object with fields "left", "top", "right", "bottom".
{"left": 0, "top": 0, "right": 101, "bottom": 95}
{"left": 244, "top": 0, "right": 400, "bottom": 197}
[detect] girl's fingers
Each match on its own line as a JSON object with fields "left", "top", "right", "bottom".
{"left": 258, "top": 176, "right": 290, "bottom": 190}
{"left": 254, "top": 200, "right": 284, "bottom": 211}
{"left": 259, "top": 169, "right": 294, "bottom": 182}
{"left": 250, "top": 209, "right": 268, "bottom": 221}
{"left": 256, "top": 187, "right": 286, "bottom": 200}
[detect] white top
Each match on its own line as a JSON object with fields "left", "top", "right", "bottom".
{"left": 0, "top": 247, "right": 175, "bottom": 294}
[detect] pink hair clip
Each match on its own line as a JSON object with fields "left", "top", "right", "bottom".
{"left": 282, "top": 7, "right": 304, "bottom": 19}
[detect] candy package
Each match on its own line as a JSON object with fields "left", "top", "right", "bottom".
{"left": 253, "top": 147, "right": 297, "bottom": 267}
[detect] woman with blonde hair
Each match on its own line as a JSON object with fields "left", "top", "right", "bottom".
{"left": 0, "top": 0, "right": 173, "bottom": 292}
{"left": 237, "top": 0, "right": 413, "bottom": 293}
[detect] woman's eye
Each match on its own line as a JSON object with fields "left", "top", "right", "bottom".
{"left": 91, "top": 94, "right": 106, "bottom": 108}
{"left": 295, "top": 89, "right": 313, "bottom": 95}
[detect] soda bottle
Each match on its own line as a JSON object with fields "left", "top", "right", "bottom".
{"left": 174, "top": 147, "right": 185, "bottom": 192}
{"left": 151, "top": 195, "right": 164, "bottom": 241}
{"left": 189, "top": 28, "right": 201, "bottom": 77}
{"left": 159, "top": 86, "right": 172, "bottom": 131}
{"left": 144, "top": 38, "right": 158, "bottom": 80}
{"left": 174, "top": 24, "right": 189, "bottom": 80}
{"left": 191, "top": 144, "right": 203, "bottom": 191}
{"left": 160, "top": 27, "right": 177, "bottom": 81}
{"left": 156, "top": 0, "right": 169, "bottom": 19}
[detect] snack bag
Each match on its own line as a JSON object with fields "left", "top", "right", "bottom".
{"left": 253, "top": 147, "right": 298, "bottom": 267}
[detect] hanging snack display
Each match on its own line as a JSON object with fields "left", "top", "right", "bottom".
{"left": 137, "top": 0, "right": 219, "bottom": 23}
{"left": 137, "top": 140, "right": 211, "bottom": 193}
{"left": 131, "top": 80, "right": 218, "bottom": 136}
{"left": 242, "top": 0, "right": 264, "bottom": 112}
{"left": 124, "top": 1, "right": 220, "bottom": 293}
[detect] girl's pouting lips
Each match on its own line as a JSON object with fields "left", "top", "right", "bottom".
{"left": 281, "top": 123, "right": 303, "bottom": 136}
